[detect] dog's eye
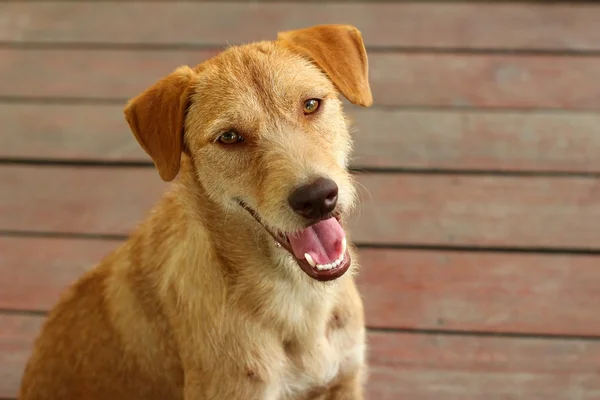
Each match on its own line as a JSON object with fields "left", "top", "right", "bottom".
{"left": 218, "top": 130, "right": 243, "bottom": 144}
{"left": 303, "top": 99, "right": 321, "bottom": 115}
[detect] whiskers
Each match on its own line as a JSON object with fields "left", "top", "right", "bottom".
{"left": 349, "top": 174, "right": 372, "bottom": 227}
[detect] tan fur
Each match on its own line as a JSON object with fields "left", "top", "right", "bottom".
{"left": 19, "top": 25, "right": 372, "bottom": 400}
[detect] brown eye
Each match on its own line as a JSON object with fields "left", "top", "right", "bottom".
{"left": 218, "top": 130, "right": 242, "bottom": 144}
{"left": 303, "top": 99, "right": 321, "bottom": 114}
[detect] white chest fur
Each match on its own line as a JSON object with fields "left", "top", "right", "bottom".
{"left": 277, "top": 331, "right": 365, "bottom": 400}
{"left": 275, "top": 288, "right": 365, "bottom": 399}
{"left": 258, "top": 264, "right": 365, "bottom": 399}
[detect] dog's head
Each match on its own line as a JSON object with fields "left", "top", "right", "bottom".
{"left": 124, "top": 24, "right": 372, "bottom": 282}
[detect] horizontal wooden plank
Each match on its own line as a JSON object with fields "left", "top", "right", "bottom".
{"left": 2, "top": 314, "right": 599, "bottom": 399}
{"left": 2, "top": 237, "right": 599, "bottom": 336}
{"left": 0, "top": 104, "right": 147, "bottom": 162}
{"left": 367, "top": 331, "right": 600, "bottom": 400}
{"left": 0, "top": 315, "right": 43, "bottom": 399}
{"left": 348, "top": 109, "right": 600, "bottom": 172}
{"left": 2, "top": 49, "right": 600, "bottom": 109}
{"left": 3, "top": 104, "right": 600, "bottom": 173}
{"left": 0, "top": 237, "right": 117, "bottom": 312}
{"left": 0, "top": 166, "right": 166, "bottom": 236}
{"left": 2, "top": 2, "right": 600, "bottom": 51}
{"left": 0, "top": 48, "right": 217, "bottom": 101}
{"left": 2, "top": 166, "right": 600, "bottom": 248}
{"left": 358, "top": 249, "right": 600, "bottom": 336}
{"left": 353, "top": 173, "right": 600, "bottom": 248}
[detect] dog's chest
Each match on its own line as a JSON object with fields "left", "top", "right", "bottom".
{"left": 277, "top": 328, "right": 365, "bottom": 399}
{"left": 261, "top": 274, "right": 365, "bottom": 398}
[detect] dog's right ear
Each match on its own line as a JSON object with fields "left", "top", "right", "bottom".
{"left": 278, "top": 24, "right": 373, "bottom": 107}
{"left": 124, "top": 66, "right": 195, "bottom": 182}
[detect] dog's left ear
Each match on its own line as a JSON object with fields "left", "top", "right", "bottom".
{"left": 124, "top": 66, "right": 195, "bottom": 182}
{"left": 278, "top": 24, "right": 373, "bottom": 107}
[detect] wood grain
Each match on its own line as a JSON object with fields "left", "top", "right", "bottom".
{"left": 367, "top": 331, "right": 600, "bottom": 400}
{"left": 2, "top": 314, "right": 599, "bottom": 399}
{"left": 0, "top": 237, "right": 117, "bottom": 312}
{"left": 2, "top": 2, "right": 600, "bottom": 51}
{"left": 0, "top": 104, "right": 148, "bottom": 162}
{"left": 0, "top": 48, "right": 219, "bottom": 100}
{"left": 2, "top": 49, "right": 600, "bottom": 109}
{"left": 2, "top": 166, "right": 600, "bottom": 248}
{"left": 0, "top": 314, "right": 43, "bottom": 399}
{"left": 2, "top": 237, "right": 600, "bottom": 336}
{"left": 0, "top": 166, "right": 166, "bottom": 236}
{"left": 2, "top": 2, "right": 599, "bottom": 398}
{"left": 351, "top": 173, "right": 600, "bottom": 249}
{"left": 3, "top": 104, "right": 600, "bottom": 173}
{"left": 358, "top": 248, "right": 600, "bottom": 336}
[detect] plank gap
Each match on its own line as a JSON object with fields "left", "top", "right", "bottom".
{"left": 2, "top": 309, "right": 599, "bottom": 342}
{"left": 3, "top": 230, "right": 600, "bottom": 255}
{"left": 369, "top": 327, "right": 600, "bottom": 342}
{"left": 4, "top": 41, "right": 600, "bottom": 57}
{"left": 3, "top": 96, "right": 600, "bottom": 114}
{"left": 355, "top": 243, "right": 600, "bottom": 256}
{"left": 2, "top": 158, "right": 600, "bottom": 178}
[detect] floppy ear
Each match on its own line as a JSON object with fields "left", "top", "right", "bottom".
{"left": 124, "top": 66, "right": 195, "bottom": 182}
{"left": 278, "top": 24, "right": 373, "bottom": 107}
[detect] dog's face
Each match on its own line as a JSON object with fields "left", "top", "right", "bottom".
{"left": 124, "top": 25, "right": 372, "bottom": 281}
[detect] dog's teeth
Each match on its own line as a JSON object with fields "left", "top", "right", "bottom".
{"left": 319, "top": 263, "right": 331, "bottom": 271}
{"left": 274, "top": 241, "right": 281, "bottom": 248}
{"left": 311, "top": 246, "right": 349, "bottom": 271}
{"left": 304, "top": 253, "right": 317, "bottom": 268}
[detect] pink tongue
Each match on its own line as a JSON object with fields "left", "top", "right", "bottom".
{"left": 287, "top": 217, "right": 345, "bottom": 265}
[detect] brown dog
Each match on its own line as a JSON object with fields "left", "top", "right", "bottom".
{"left": 19, "top": 24, "right": 373, "bottom": 400}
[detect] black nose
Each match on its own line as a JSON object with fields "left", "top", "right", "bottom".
{"left": 288, "top": 177, "right": 339, "bottom": 221}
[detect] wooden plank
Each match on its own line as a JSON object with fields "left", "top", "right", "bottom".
{"left": 367, "top": 331, "right": 600, "bottom": 400}
{"left": 351, "top": 173, "right": 600, "bottom": 249}
{"left": 3, "top": 104, "right": 600, "bottom": 173}
{"left": 2, "top": 314, "right": 600, "bottom": 399}
{"left": 358, "top": 249, "right": 600, "bottom": 336}
{"left": 2, "top": 166, "right": 600, "bottom": 248}
{"left": 2, "top": 49, "right": 600, "bottom": 110}
{"left": 368, "top": 53, "right": 600, "bottom": 110}
{"left": 0, "top": 314, "right": 43, "bottom": 399}
{"left": 0, "top": 104, "right": 147, "bottom": 162}
{"left": 0, "top": 48, "right": 219, "bottom": 101}
{"left": 0, "top": 166, "right": 166, "bottom": 235}
{"left": 349, "top": 109, "right": 600, "bottom": 172}
{"left": 2, "top": 237, "right": 600, "bottom": 336}
{"left": 0, "top": 237, "right": 117, "bottom": 312}
{"left": 2, "top": 2, "right": 600, "bottom": 51}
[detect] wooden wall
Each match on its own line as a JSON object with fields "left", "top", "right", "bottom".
{"left": 1, "top": 2, "right": 600, "bottom": 399}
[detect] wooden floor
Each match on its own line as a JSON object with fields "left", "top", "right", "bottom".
{"left": 2, "top": 1, "right": 600, "bottom": 399}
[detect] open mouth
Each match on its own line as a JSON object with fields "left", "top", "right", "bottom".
{"left": 239, "top": 203, "right": 351, "bottom": 282}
